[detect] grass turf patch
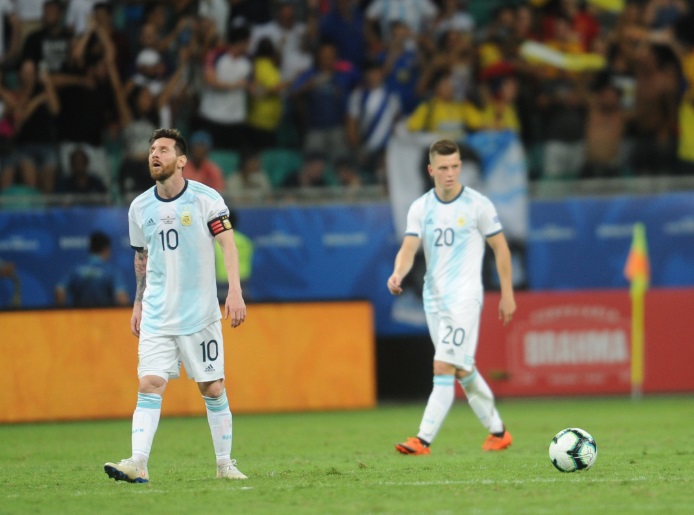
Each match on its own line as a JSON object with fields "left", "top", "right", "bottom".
{"left": 1, "top": 396, "right": 693, "bottom": 514}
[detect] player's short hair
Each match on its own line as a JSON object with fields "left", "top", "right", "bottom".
{"left": 149, "top": 128, "right": 188, "bottom": 156}
{"left": 89, "top": 231, "right": 111, "bottom": 254}
{"left": 429, "top": 139, "right": 460, "bottom": 163}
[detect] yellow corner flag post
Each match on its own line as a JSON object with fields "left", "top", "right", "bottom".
{"left": 624, "top": 223, "right": 650, "bottom": 401}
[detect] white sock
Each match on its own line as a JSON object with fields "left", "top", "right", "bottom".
{"left": 459, "top": 369, "right": 504, "bottom": 434}
{"left": 132, "top": 392, "right": 162, "bottom": 463}
{"left": 417, "top": 374, "right": 455, "bottom": 444}
{"left": 204, "top": 390, "right": 232, "bottom": 464}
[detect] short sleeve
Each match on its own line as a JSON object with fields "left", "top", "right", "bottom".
{"left": 478, "top": 196, "right": 503, "bottom": 237}
{"left": 128, "top": 203, "right": 145, "bottom": 250}
{"left": 404, "top": 199, "right": 424, "bottom": 238}
{"left": 204, "top": 191, "right": 229, "bottom": 223}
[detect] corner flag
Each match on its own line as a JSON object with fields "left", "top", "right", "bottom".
{"left": 624, "top": 223, "right": 649, "bottom": 400}
{"left": 624, "top": 222, "right": 650, "bottom": 294}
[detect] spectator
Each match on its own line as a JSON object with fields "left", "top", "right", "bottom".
{"left": 138, "top": 1, "right": 195, "bottom": 59}
{"left": 55, "top": 231, "right": 129, "bottom": 307}
{"left": 51, "top": 21, "right": 121, "bottom": 190}
{"left": 281, "top": 151, "right": 329, "bottom": 190}
{"left": 225, "top": 150, "right": 272, "bottom": 204}
{"left": 432, "top": 0, "right": 475, "bottom": 41}
{"left": 346, "top": 58, "right": 401, "bottom": 183}
{"left": 0, "top": 1, "right": 21, "bottom": 67}
{"left": 319, "top": 0, "right": 366, "bottom": 69}
{"left": 57, "top": 147, "right": 108, "bottom": 198}
{"left": 3, "top": 60, "right": 60, "bottom": 194}
{"left": 250, "top": 0, "right": 313, "bottom": 83}
{"left": 417, "top": 28, "right": 475, "bottom": 102}
{"left": 474, "top": 62, "right": 522, "bottom": 134}
{"left": 0, "top": 155, "right": 45, "bottom": 209}
{"left": 365, "top": 0, "right": 438, "bottom": 42}
{"left": 583, "top": 80, "right": 628, "bottom": 178}
{"left": 14, "top": 0, "right": 45, "bottom": 48}
{"left": 183, "top": 130, "right": 225, "bottom": 192}
{"left": 539, "top": 79, "right": 587, "bottom": 179}
{"left": 72, "top": 2, "right": 132, "bottom": 82}
{"left": 247, "top": 37, "right": 286, "bottom": 153}
{"left": 674, "top": 12, "right": 694, "bottom": 174}
{"left": 334, "top": 156, "right": 363, "bottom": 194}
{"left": 198, "top": 0, "right": 230, "bottom": 40}
{"left": 228, "top": 0, "right": 272, "bottom": 29}
{"left": 127, "top": 48, "right": 173, "bottom": 127}
{"left": 194, "top": 25, "right": 252, "bottom": 153}
{"left": 289, "top": 41, "right": 358, "bottom": 163}
{"left": 114, "top": 48, "right": 189, "bottom": 197}
{"left": 20, "top": 0, "right": 72, "bottom": 73}
{"left": 406, "top": 71, "right": 475, "bottom": 141}
{"left": 628, "top": 42, "right": 680, "bottom": 175}
{"left": 644, "top": 0, "right": 688, "bottom": 30}
{"left": 376, "top": 21, "right": 421, "bottom": 115}
{"left": 65, "top": 0, "right": 106, "bottom": 37}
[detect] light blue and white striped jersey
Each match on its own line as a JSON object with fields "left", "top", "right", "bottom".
{"left": 128, "top": 180, "right": 229, "bottom": 335}
{"left": 405, "top": 186, "right": 502, "bottom": 312}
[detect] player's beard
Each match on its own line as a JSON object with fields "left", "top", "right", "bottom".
{"left": 149, "top": 160, "right": 176, "bottom": 182}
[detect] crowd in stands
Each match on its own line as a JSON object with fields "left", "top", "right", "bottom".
{"left": 0, "top": 0, "right": 693, "bottom": 208}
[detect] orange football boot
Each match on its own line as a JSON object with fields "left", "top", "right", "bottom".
{"left": 395, "top": 436, "right": 431, "bottom": 455}
{"left": 482, "top": 430, "right": 513, "bottom": 451}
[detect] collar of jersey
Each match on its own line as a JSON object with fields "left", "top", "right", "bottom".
{"left": 433, "top": 186, "right": 465, "bottom": 204}
{"left": 154, "top": 179, "right": 189, "bottom": 203}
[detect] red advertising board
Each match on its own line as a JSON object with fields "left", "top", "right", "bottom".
{"left": 476, "top": 289, "right": 694, "bottom": 397}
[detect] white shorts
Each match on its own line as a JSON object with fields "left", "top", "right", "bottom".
{"left": 138, "top": 322, "right": 225, "bottom": 382}
{"left": 426, "top": 300, "right": 482, "bottom": 371}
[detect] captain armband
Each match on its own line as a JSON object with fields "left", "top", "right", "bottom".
{"left": 207, "top": 214, "right": 233, "bottom": 236}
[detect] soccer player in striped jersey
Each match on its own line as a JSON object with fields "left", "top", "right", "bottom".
{"left": 104, "top": 128, "right": 247, "bottom": 482}
{"left": 387, "top": 139, "right": 516, "bottom": 455}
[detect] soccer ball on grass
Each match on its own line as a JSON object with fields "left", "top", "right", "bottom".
{"left": 548, "top": 428, "right": 597, "bottom": 472}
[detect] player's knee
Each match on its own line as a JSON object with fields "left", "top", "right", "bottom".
{"left": 138, "top": 374, "right": 167, "bottom": 394}
{"left": 433, "top": 361, "right": 457, "bottom": 376}
{"left": 198, "top": 378, "right": 225, "bottom": 398}
{"left": 455, "top": 367, "right": 474, "bottom": 380}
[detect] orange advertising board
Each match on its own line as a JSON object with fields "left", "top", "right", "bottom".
{"left": 0, "top": 302, "right": 375, "bottom": 423}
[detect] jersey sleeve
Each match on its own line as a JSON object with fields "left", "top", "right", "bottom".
{"left": 404, "top": 199, "right": 424, "bottom": 238}
{"left": 128, "top": 203, "right": 145, "bottom": 250}
{"left": 478, "top": 196, "right": 503, "bottom": 237}
{"left": 205, "top": 193, "right": 232, "bottom": 236}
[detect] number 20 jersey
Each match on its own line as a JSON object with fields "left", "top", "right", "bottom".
{"left": 128, "top": 180, "right": 229, "bottom": 335}
{"left": 405, "top": 186, "right": 502, "bottom": 313}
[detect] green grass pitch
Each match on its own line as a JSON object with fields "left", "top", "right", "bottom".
{"left": 1, "top": 396, "right": 693, "bottom": 514}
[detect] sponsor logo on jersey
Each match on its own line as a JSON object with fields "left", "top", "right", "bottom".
{"left": 181, "top": 211, "right": 192, "bottom": 226}
{"left": 162, "top": 215, "right": 176, "bottom": 225}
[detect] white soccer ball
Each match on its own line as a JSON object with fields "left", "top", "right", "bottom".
{"left": 549, "top": 428, "right": 598, "bottom": 473}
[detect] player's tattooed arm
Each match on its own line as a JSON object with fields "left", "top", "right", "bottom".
{"left": 134, "top": 248, "right": 148, "bottom": 302}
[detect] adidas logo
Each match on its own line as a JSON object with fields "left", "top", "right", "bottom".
{"left": 446, "top": 348, "right": 455, "bottom": 355}
{"left": 425, "top": 218, "right": 434, "bottom": 225}
{"left": 146, "top": 218, "right": 156, "bottom": 227}
{"left": 204, "top": 364, "right": 215, "bottom": 373}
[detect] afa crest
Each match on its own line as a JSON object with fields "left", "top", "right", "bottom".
{"left": 457, "top": 216, "right": 466, "bottom": 226}
{"left": 181, "top": 211, "right": 192, "bottom": 226}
